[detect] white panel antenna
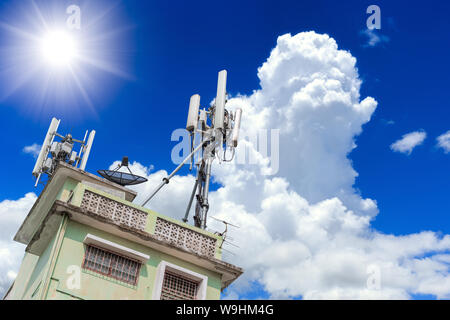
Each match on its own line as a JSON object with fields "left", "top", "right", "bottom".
{"left": 32, "top": 118, "right": 60, "bottom": 177}
{"left": 32, "top": 119, "right": 60, "bottom": 186}
{"left": 79, "top": 130, "right": 96, "bottom": 171}
{"left": 141, "top": 69, "right": 243, "bottom": 231}
{"left": 213, "top": 70, "right": 227, "bottom": 130}
{"left": 232, "top": 108, "right": 242, "bottom": 147}
{"left": 186, "top": 94, "right": 201, "bottom": 132}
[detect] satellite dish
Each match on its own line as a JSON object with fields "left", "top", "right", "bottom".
{"left": 98, "top": 157, "right": 148, "bottom": 186}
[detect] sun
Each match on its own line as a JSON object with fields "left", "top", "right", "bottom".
{"left": 0, "top": 1, "right": 133, "bottom": 113}
{"left": 40, "top": 30, "right": 78, "bottom": 68}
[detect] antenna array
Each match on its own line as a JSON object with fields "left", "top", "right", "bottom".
{"left": 32, "top": 118, "right": 96, "bottom": 186}
{"left": 141, "top": 70, "right": 243, "bottom": 230}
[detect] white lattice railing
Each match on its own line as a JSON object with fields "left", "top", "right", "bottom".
{"left": 154, "top": 218, "right": 217, "bottom": 258}
{"left": 80, "top": 190, "right": 147, "bottom": 231}
{"left": 79, "top": 190, "right": 217, "bottom": 258}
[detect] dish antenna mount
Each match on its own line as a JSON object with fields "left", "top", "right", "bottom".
{"left": 141, "top": 70, "right": 243, "bottom": 230}
{"left": 98, "top": 157, "right": 148, "bottom": 186}
{"left": 32, "top": 118, "right": 96, "bottom": 186}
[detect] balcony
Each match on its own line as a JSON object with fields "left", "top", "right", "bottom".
{"left": 80, "top": 190, "right": 147, "bottom": 231}
{"left": 76, "top": 186, "right": 219, "bottom": 258}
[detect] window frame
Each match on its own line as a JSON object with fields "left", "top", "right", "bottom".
{"left": 152, "top": 261, "right": 208, "bottom": 300}
{"left": 82, "top": 244, "right": 142, "bottom": 286}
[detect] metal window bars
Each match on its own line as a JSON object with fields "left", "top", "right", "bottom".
{"left": 82, "top": 245, "right": 141, "bottom": 286}
{"left": 160, "top": 271, "right": 199, "bottom": 300}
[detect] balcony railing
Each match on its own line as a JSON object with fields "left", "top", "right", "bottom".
{"left": 79, "top": 189, "right": 217, "bottom": 258}
{"left": 80, "top": 190, "right": 147, "bottom": 231}
{"left": 154, "top": 218, "right": 217, "bottom": 258}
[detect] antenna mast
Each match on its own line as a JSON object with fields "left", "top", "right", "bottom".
{"left": 141, "top": 70, "right": 243, "bottom": 230}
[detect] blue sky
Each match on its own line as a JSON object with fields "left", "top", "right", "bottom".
{"left": 1, "top": 0, "right": 450, "bottom": 299}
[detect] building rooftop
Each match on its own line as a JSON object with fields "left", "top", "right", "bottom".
{"left": 14, "top": 162, "right": 243, "bottom": 290}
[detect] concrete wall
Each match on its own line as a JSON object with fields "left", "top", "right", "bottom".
{"left": 22, "top": 234, "right": 57, "bottom": 299}
{"left": 7, "top": 252, "right": 39, "bottom": 300}
{"left": 44, "top": 220, "right": 222, "bottom": 300}
{"left": 10, "top": 176, "right": 225, "bottom": 300}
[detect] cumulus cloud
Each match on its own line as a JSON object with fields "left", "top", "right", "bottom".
{"left": 436, "top": 130, "right": 450, "bottom": 153}
{"left": 124, "top": 32, "right": 450, "bottom": 299}
{"left": 0, "top": 193, "right": 37, "bottom": 297}
{"left": 390, "top": 131, "right": 427, "bottom": 155}
{"left": 3, "top": 31, "right": 449, "bottom": 300}
{"left": 360, "top": 29, "right": 390, "bottom": 47}
{"left": 109, "top": 161, "right": 195, "bottom": 220}
{"left": 22, "top": 144, "right": 41, "bottom": 159}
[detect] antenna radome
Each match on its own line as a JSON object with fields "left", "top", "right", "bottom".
{"left": 232, "top": 108, "right": 242, "bottom": 147}
{"left": 186, "top": 94, "right": 201, "bottom": 132}
{"left": 32, "top": 117, "right": 60, "bottom": 177}
{"left": 214, "top": 70, "right": 227, "bottom": 130}
{"left": 80, "top": 130, "right": 96, "bottom": 171}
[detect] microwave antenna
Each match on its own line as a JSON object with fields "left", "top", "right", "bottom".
{"left": 141, "top": 70, "right": 243, "bottom": 230}
{"left": 32, "top": 118, "right": 96, "bottom": 186}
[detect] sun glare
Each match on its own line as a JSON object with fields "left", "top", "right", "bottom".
{"left": 40, "top": 30, "right": 78, "bottom": 68}
{"left": 0, "top": 1, "right": 132, "bottom": 113}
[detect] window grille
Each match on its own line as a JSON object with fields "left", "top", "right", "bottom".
{"left": 82, "top": 245, "right": 141, "bottom": 286}
{"left": 160, "top": 271, "right": 199, "bottom": 300}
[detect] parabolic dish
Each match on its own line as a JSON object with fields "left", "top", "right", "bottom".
{"left": 98, "top": 170, "right": 148, "bottom": 186}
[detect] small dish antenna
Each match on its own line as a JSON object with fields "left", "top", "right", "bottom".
{"left": 98, "top": 157, "right": 148, "bottom": 186}
{"left": 32, "top": 117, "right": 96, "bottom": 186}
{"left": 140, "top": 70, "right": 243, "bottom": 230}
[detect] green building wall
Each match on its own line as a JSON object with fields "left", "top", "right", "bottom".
{"left": 42, "top": 220, "right": 222, "bottom": 300}
{"left": 10, "top": 175, "right": 229, "bottom": 300}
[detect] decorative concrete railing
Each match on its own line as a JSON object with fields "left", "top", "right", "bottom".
{"left": 79, "top": 189, "right": 217, "bottom": 258}
{"left": 80, "top": 190, "right": 147, "bottom": 231}
{"left": 154, "top": 218, "right": 217, "bottom": 258}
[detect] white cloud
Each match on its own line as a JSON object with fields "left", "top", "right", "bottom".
{"left": 125, "top": 32, "right": 450, "bottom": 299}
{"left": 3, "top": 31, "right": 449, "bottom": 300}
{"left": 390, "top": 131, "right": 427, "bottom": 155}
{"left": 22, "top": 144, "right": 41, "bottom": 159}
{"left": 360, "top": 29, "right": 390, "bottom": 47}
{"left": 437, "top": 130, "right": 450, "bottom": 153}
{"left": 109, "top": 161, "right": 195, "bottom": 221}
{"left": 0, "top": 193, "right": 37, "bottom": 297}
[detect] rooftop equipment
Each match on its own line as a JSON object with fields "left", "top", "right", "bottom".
{"left": 141, "top": 70, "right": 243, "bottom": 230}
{"left": 32, "top": 118, "right": 96, "bottom": 186}
{"left": 98, "top": 156, "right": 148, "bottom": 186}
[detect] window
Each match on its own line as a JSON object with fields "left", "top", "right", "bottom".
{"left": 152, "top": 261, "right": 208, "bottom": 300}
{"left": 161, "top": 271, "right": 199, "bottom": 300}
{"left": 82, "top": 245, "right": 141, "bottom": 286}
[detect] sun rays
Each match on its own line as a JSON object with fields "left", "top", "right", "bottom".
{"left": 0, "top": 0, "right": 133, "bottom": 117}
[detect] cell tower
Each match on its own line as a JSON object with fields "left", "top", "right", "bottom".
{"left": 32, "top": 118, "right": 96, "bottom": 186}
{"left": 141, "top": 70, "right": 242, "bottom": 229}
